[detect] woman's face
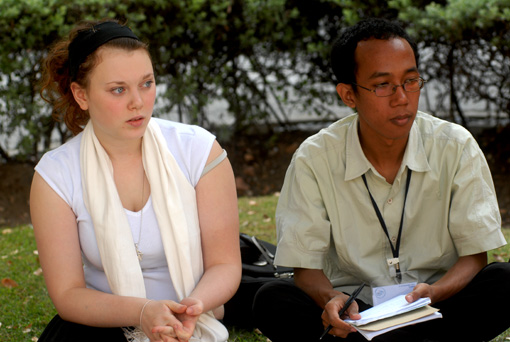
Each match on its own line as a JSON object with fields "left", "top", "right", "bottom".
{"left": 72, "top": 46, "right": 156, "bottom": 145}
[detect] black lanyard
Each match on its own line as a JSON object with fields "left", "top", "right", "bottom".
{"left": 361, "top": 168, "right": 412, "bottom": 279}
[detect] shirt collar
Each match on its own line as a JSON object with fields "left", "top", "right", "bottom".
{"left": 344, "top": 115, "right": 431, "bottom": 182}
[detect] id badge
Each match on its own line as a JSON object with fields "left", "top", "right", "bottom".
{"left": 372, "top": 282, "right": 417, "bottom": 306}
{"left": 387, "top": 257, "right": 399, "bottom": 278}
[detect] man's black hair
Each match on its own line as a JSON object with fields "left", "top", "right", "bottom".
{"left": 330, "top": 18, "right": 420, "bottom": 85}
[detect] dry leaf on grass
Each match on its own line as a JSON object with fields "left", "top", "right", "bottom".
{"left": 1, "top": 278, "right": 19, "bottom": 288}
{"left": 492, "top": 253, "right": 505, "bottom": 262}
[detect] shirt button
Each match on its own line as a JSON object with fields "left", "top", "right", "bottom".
{"left": 387, "top": 198, "right": 393, "bottom": 204}
{"left": 391, "top": 236, "right": 397, "bottom": 243}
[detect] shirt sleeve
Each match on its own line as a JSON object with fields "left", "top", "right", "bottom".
{"left": 449, "top": 134, "right": 506, "bottom": 255}
{"left": 274, "top": 148, "right": 332, "bottom": 269}
{"left": 34, "top": 139, "right": 81, "bottom": 208}
{"left": 187, "top": 125, "right": 215, "bottom": 186}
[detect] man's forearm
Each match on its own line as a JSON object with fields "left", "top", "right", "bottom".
{"left": 430, "top": 252, "right": 487, "bottom": 303}
{"left": 407, "top": 252, "right": 487, "bottom": 304}
{"left": 294, "top": 268, "right": 342, "bottom": 309}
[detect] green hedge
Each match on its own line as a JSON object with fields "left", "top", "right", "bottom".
{"left": 0, "top": 0, "right": 509, "bottom": 162}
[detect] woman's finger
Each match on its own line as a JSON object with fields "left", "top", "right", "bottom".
{"left": 152, "top": 325, "right": 176, "bottom": 337}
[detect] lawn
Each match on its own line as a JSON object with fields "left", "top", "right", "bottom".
{"left": 1, "top": 193, "right": 509, "bottom": 341}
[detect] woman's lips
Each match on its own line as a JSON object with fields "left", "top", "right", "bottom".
{"left": 127, "top": 116, "right": 144, "bottom": 127}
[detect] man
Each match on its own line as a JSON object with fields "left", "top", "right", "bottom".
{"left": 253, "top": 18, "right": 510, "bottom": 342}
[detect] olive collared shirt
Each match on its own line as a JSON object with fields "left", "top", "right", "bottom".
{"left": 275, "top": 111, "right": 505, "bottom": 305}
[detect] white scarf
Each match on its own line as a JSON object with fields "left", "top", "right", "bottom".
{"left": 80, "top": 119, "right": 228, "bottom": 342}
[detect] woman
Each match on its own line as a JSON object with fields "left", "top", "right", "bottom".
{"left": 31, "top": 19, "right": 241, "bottom": 342}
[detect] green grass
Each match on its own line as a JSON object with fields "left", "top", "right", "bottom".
{"left": 0, "top": 225, "right": 55, "bottom": 341}
{"left": 238, "top": 194, "right": 280, "bottom": 245}
{"left": 1, "top": 193, "right": 509, "bottom": 341}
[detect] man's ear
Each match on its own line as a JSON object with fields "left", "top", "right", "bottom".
{"left": 70, "top": 82, "right": 89, "bottom": 111}
{"left": 336, "top": 83, "right": 357, "bottom": 109}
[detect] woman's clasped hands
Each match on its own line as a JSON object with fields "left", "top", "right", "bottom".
{"left": 140, "top": 297, "right": 204, "bottom": 342}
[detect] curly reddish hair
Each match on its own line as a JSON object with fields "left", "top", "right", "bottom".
{"left": 39, "top": 19, "right": 149, "bottom": 135}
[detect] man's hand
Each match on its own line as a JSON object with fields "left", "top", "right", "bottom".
{"left": 405, "top": 283, "right": 436, "bottom": 304}
{"left": 321, "top": 293, "right": 360, "bottom": 338}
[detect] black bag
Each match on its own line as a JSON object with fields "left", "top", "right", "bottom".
{"left": 239, "top": 233, "right": 294, "bottom": 279}
{"left": 223, "top": 233, "right": 293, "bottom": 330}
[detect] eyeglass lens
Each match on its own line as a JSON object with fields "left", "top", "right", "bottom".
{"left": 375, "top": 78, "right": 424, "bottom": 97}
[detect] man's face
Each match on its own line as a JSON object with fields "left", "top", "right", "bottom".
{"left": 349, "top": 38, "right": 420, "bottom": 144}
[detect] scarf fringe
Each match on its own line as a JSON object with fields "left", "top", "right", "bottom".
{"left": 122, "top": 327, "right": 149, "bottom": 342}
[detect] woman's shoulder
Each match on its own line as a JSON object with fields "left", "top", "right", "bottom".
{"left": 151, "top": 118, "right": 215, "bottom": 186}
{"left": 34, "top": 133, "right": 83, "bottom": 207}
{"left": 152, "top": 117, "right": 214, "bottom": 142}
{"left": 37, "top": 133, "right": 83, "bottom": 169}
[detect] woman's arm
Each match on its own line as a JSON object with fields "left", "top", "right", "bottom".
{"left": 190, "top": 140, "right": 242, "bottom": 312}
{"left": 30, "top": 172, "right": 186, "bottom": 340}
{"left": 154, "top": 140, "right": 241, "bottom": 340}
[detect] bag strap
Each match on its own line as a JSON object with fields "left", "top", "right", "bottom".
{"left": 239, "top": 233, "right": 276, "bottom": 270}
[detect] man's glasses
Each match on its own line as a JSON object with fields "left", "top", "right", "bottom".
{"left": 353, "top": 77, "right": 427, "bottom": 97}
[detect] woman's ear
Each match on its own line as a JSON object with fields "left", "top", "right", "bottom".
{"left": 336, "top": 83, "right": 356, "bottom": 109}
{"left": 70, "top": 82, "right": 89, "bottom": 111}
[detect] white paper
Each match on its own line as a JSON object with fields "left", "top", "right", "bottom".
{"left": 372, "top": 282, "right": 417, "bottom": 306}
{"left": 344, "top": 294, "right": 431, "bottom": 326}
{"left": 354, "top": 312, "right": 442, "bottom": 341}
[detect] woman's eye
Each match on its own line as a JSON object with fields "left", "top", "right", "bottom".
{"left": 143, "top": 80, "right": 154, "bottom": 88}
{"left": 112, "top": 87, "right": 124, "bottom": 94}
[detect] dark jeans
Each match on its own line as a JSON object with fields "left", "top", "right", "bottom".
{"left": 253, "top": 262, "right": 510, "bottom": 342}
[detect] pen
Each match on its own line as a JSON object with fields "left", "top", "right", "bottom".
{"left": 319, "top": 282, "right": 366, "bottom": 340}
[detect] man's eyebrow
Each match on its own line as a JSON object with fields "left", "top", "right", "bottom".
{"left": 368, "top": 67, "right": 419, "bottom": 80}
{"left": 368, "top": 72, "right": 390, "bottom": 79}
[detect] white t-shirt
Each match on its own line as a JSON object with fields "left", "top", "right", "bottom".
{"left": 35, "top": 118, "right": 215, "bottom": 300}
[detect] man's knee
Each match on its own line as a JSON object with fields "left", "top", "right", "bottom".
{"left": 253, "top": 279, "right": 294, "bottom": 311}
{"left": 480, "top": 261, "right": 510, "bottom": 284}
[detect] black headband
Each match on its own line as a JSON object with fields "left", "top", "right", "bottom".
{"left": 68, "top": 21, "right": 140, "bottom": 81}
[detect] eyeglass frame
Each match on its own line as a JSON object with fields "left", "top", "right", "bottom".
{"left": 352, "top": 77, "right": 427, "bottom": 97}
